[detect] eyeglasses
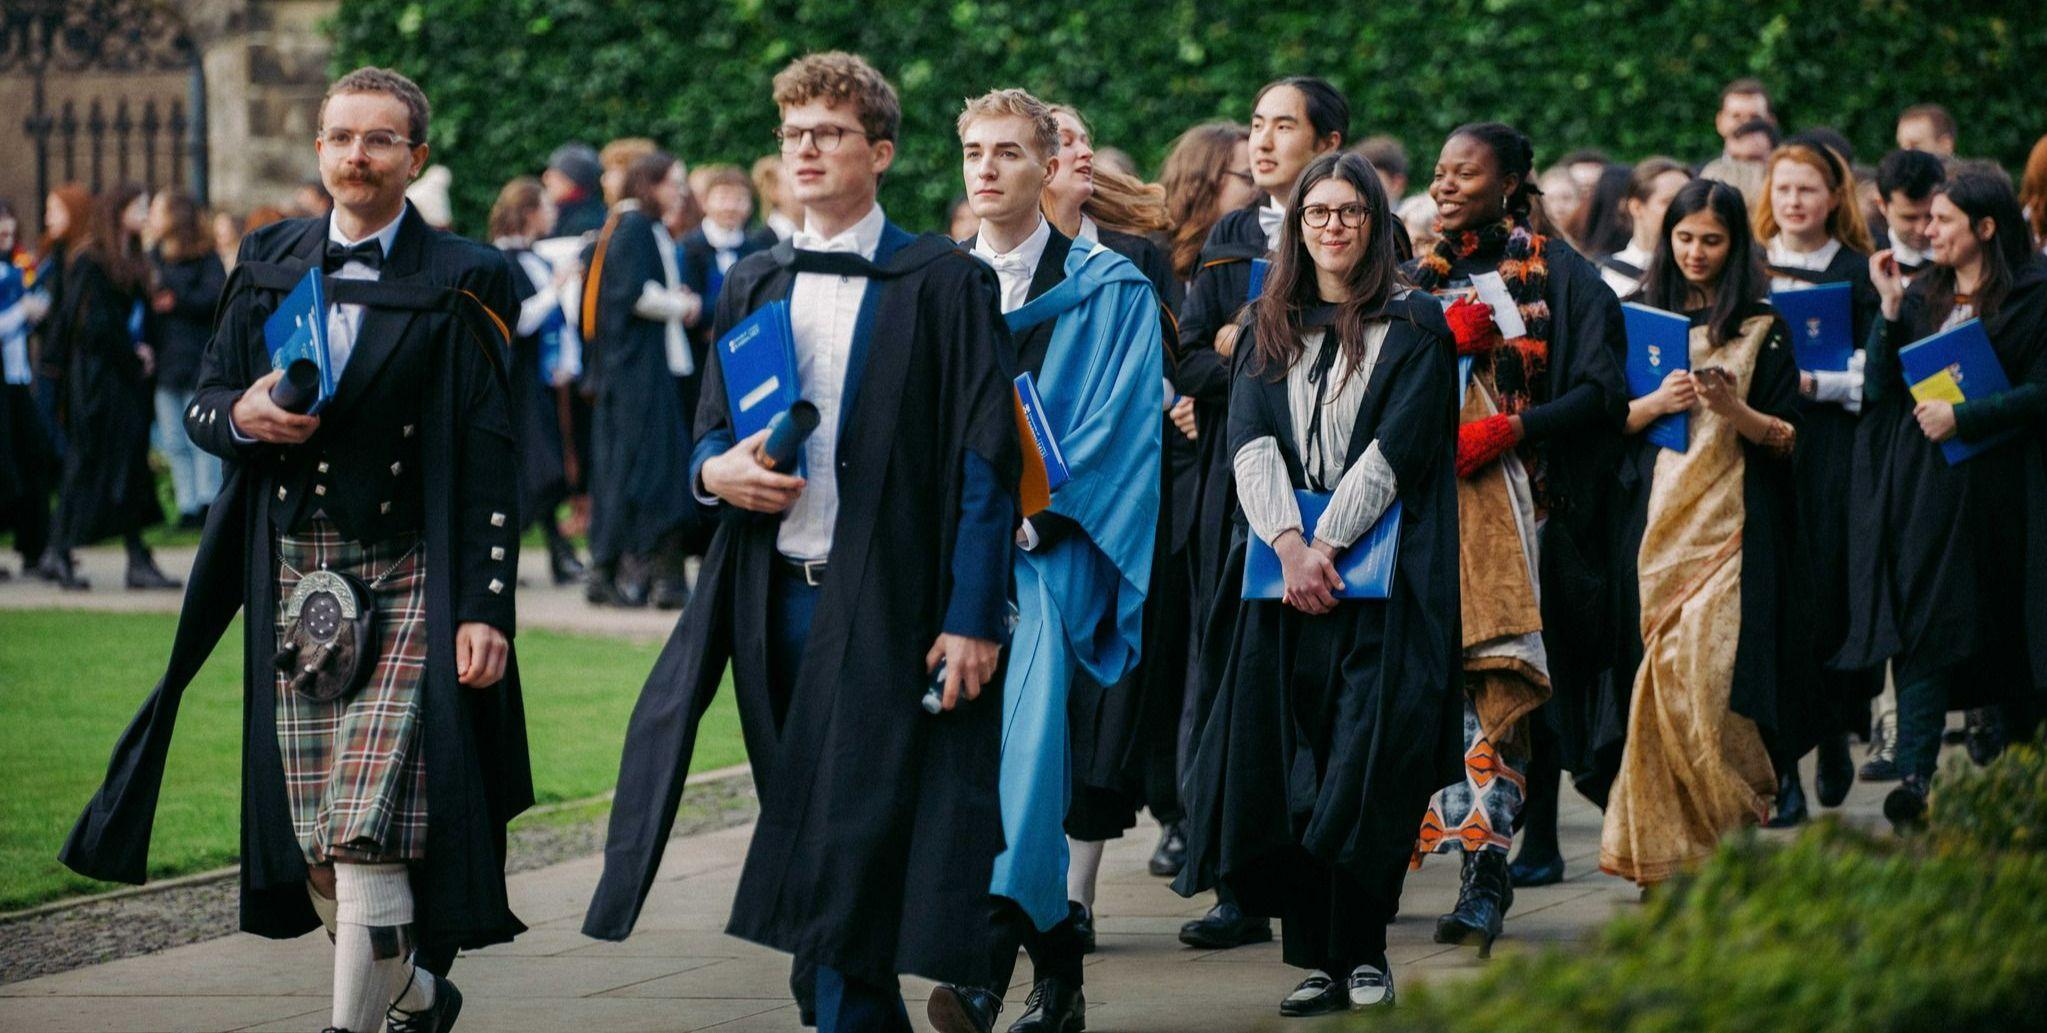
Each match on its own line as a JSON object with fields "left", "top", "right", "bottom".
{"left": 318, "top": 128, "right": 414, "bottom": 154}
{"left": 1300, "top": 203, "right": 1371, "bottom": 229}
{"left": 773, "top": 124, "right": 871, "bottom": 154}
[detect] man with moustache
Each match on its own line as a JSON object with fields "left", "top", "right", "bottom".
{"left": 61, "top": 66, "right": 527, "bottom": 1033}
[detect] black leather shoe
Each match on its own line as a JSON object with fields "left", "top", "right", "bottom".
{"left": 1007, "top": 976, "right": 1083, "bottom": 1033}
{"left": 1178, "top": 902, "right": 1272, "bottom": 949}
{"left": 1765, "top": 769, "right": 1808, "bottom": 828}
{"left": 1965, "top": 708, "right": 2007, "bottom": 767}
{"left": 1884, "top": 775, "right": 1931, "bottom": 833}
{"left": 1816, "top": 734, "right": 1854, "bottom": 808}
{"left": 547, "top": 537, "right": 587, "bottom": 586}
{"left": 651, "top": 576, "right": 690, "bottom": 611}
{"left": 125, "top": 557, "right": 182, "bottom": 590}
{"left": 585, "top": 567, "right": 647, "bottom": 607}
{"left": 1434, "top": 850, "right": 1509, "bottom": 958}
{"left": 1067, "top": 900, "right": 1095, "bottom": 955}
{"left": 927, "top": 984, "right": 1000, "bottom": 1033}
{"left": 1277, "top": 971, "right": 1344, "bottom": 1017}
{"left": 41, "top": 550, "right": 89, "bottom": 590}
{"left": 386, "top": 972, "right": 463, "bottom": 1032}
{"left": 1148, "top": 822, "right": 1185, "bottom": 877}
{"left": 1507, "top": 840, "right": 1565, "bottom": 887}
{"left": 1859, "top": 755, "right": 1900, "bottom": 781}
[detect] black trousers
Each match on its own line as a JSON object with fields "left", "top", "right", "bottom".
{"left": 1280, "top": 852, "right": 1395, "bottom": 974}
{"left": 985, "top": 896, "right": 1083, "bottom": 993}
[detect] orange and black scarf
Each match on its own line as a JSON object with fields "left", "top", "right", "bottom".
{"left": 1410, "top": 215, "right": 1553, "bottom": 417}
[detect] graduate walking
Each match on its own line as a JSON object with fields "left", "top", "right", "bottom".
{"left": 925, "top": 89, "right": 1162, "bottom": 1033}
{"left": 1175, "top": 151, "right": 1462, "bottom": 1015}
{"left": 583, "top": 52, "right": 1021, "bottom": 1033}
{"left": 61, "top": 67, "right": 530, "bottom": 1033}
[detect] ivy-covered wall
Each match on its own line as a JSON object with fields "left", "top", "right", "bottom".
{"left": 329, "top": 0, "right": 2047, "bottom": 234}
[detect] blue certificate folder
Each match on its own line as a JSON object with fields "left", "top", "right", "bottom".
{"left": 1623, "top": 302, "right": 1690, "bottom": 453}
{"left": 1898, "top": 318, "right": 2018, "bottom": 465}
{"left": 261, "top": 267, "right": 335, "bottom": 414}
{"left": 716, "top": 300, "right": 799, "bottom": 444}
{"left": 1246, "top": 258, "right": 1269, "bottom": 303}
{"left": 1772, "top": 280, "right": 1854, "bottom": 372}
{"left": 1242, "top": 491, "right": 1402, "bottom": 600}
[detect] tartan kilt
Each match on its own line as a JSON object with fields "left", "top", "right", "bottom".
{"left": 274, "top": 520, "right": 429, "bottom": 864}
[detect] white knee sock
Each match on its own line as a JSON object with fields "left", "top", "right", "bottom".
{"left": 1067, "top": 837, "right": 1106, "bottom": 909}
{"left": 331, "top": 862, "right": 416, "bottom": 1032}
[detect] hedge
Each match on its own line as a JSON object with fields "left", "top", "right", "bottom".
{"left": 329, "top": 0, "right": 2047, "bottom": 235}
{"left": 1358, "top": 743, "right": 2047, "bottom": 1032}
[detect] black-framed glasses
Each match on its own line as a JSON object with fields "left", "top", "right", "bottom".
{"left": 773, "top": 123, "right": 870, "bottom": 154}
{"left": 317, "top": 128, "right": 414, "bottom": 153}
{"left": 1300, "top": 203, "right": 1371, "bottom": 229}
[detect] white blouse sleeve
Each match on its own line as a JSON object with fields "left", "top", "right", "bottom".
{"left": 1233, "top": 435, "right": 1304, "bottom": 547}
{"left": 1313, "top": 441, "right": 1398, "bottom": 549}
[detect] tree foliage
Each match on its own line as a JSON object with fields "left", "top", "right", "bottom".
{"left": 329, "top": 0, "right": 2047, "bottom": 234}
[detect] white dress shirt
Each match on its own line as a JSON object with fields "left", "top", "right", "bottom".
{"left": 494, "top": 240, "right": 562, "bottom": 339}
{"left": 775, "top": 202, "right": 888, "bottom": 561}
{"left": 1258, "top": 197, "right": 1287, "bottom": 251}
{"left": 766, "top": 209, "right": 799, "bottom": 243}
{"left": 1234, "top": 321, "right": 1398, "bottom": 550}
{"left": 326, "top": 203, "right": 408, "bottom": 381}
{"left": 701, "top": 219, "right": 748, "bottom": 274}
{"left": 1599, "top": 241, "right": 1651, "bottom": 297}
{"left": 1768, "top": 236, "right": 1863, "bottom": 411}
{"left": 1077, "top": 213, "right": 1101, "bottom": 245}
{"left": 615, "top": 202, "right": 696, "bottom": 377}
{"left": 971, "top": 215, "right": 1052, "bottom": 314}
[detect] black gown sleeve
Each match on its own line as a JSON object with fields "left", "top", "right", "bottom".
{"left": 1747, "top": 315, "right": 1803, "bottom": 438}
{"left": 186, "top": 243, "right": 267, "bottom": 463}
{"left": 1372, "top": 306, "right": 1458, "bottom": 488}
{"left": 452, "top": 252, "right": 523, "bottom": 633}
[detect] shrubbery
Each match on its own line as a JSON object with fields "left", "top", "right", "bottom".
{"left": 328, "top": 0, "right": 2047, "bottom": 234}
{"left": 1364, "top": 744, "right": 2047, "bottom": 1031}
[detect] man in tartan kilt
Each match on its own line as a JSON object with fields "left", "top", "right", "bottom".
{"left": 61, "top": 67, "right": 529, "bottom": 1033}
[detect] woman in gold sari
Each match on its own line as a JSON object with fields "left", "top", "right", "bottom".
{"left": 1601, "top": 179, "right": 1810, "bottom": 886}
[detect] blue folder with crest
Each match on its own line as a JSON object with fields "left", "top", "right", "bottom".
{"left": 262, "top": 267, "right": 335, "bottom": 414}
{"left": 716, "top": 300, "right": 799, "bottom": 444}
{"left": 1898, "top": 318, "right": 2018, "bottom": 465}
{"left": 1622, "top": 302, "right": 1690, "bottom": 453}
{"left": 1246, "top": 257, "right": 1269, "bottom": 303}
{"left": 1771, "top": 280, "right": 1854, "bottom": 372}
{"left": 1242, "top": 491, "right": 1402, "bottom": 601}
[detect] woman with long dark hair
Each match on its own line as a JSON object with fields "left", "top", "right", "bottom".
{"left": 1601, "top": 179, "right": 1805, "bottom": 885}
{"left": 44, "top": 184, "right": 175, "bottom": 589}
{"left": 1750, "top": 137, "right": 1884, "bottom": 824}
{"left": 1404, "top": 122, "right": 1627, "bottom": 948}
{"left": 143, "top": 187, "right": 226, "bottom": 529}
{"left": 1839, "top": 168, "right": 2047, "bottom": 828}
{"left": 1174, "top": 151, "right": 1460, "bottom": 1014}
{"left": 1595, "top": 157, "right": 1690, "bottom": 296}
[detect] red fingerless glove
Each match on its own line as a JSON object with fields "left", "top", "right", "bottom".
{"left": 1456, "top": 413, "right": 1517, "bottom": 478}
{"left": 1445, "top": 296, "right": 1499, "bottom": 355}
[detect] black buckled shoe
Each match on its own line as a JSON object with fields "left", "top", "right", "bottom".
{"left": 1278, "top": 971, "right": 1344, "bottom": 1017}
{"left": 1434, "top": 850, "right": 1509, "bottom": 958}
{"left": 1007, "top": 977, "right": 1084, "bottom": 1033}
{"left": 927, "top": 984, "right": 1001, "bottom": 1033}
{"left": 1816, "top": 734, "right": 1854, "bottom": 808}
{"left": 386, "top": 972, "right": 463, "bottom": 1032}
{"left": 1765, "top": 769, "right": 1808, "bottom": 828}
{"left": 1147, "top": 822, "right": 1185, "bottom": 877}
{"left": 1178, "top": 901, "right": 1272, "bottom": 949}
{"left": 1066, "top": 900, "right": 1095, "bottom": 955}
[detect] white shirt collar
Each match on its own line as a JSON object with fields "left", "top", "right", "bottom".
{"left": 702, "top": 219, "right": 748, "bottom": 250}
{"left": 766, "top": 209, "right": 799, "bottom": 242}
{"left": 1615, "top": 241, "right": 1651, "bottom": 269}
{"left": 1077, "top": 213, "right": 1101, "bottom": 244}
{"left": 971, "top": 215, "right": 1052, "bottom": 312}
{"left": 1767, "top": 234, "right": 1843, "bottom": 272}
{"left": 1259, "top": 197, "right": 1287, "bottom": 249}
{"left": 795, "top": 202, "right": 887, "bottom": 259}
{"left": 1891, "top": 237, "right": 1931, "bottom": 267}
{"left": 328, "top": 202, "right": 408, "bottom": 255}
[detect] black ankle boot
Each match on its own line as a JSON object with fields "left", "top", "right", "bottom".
{"left": 1007, "top": 976, "right": 1083, "bottom": 1033}
{"left": 1815, "top": 734, "right": 1854, "bottom": 808}
{"left": 125, "top": 551, "right": 181, "bottom": 590}
{"left": 547, "top": 532, "right": 586, "bottom": 586}
{"left": 1434, "top": 850, "right": 1509, "bottom": 958}
{"left": 1765, "top": 769, "right": 1808, "bottom": 827}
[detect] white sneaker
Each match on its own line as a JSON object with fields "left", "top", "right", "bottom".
{"left": 1347, "top": 962, "right": 1395, "bottom": 1008}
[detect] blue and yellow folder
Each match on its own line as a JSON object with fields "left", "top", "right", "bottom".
{"left": 1013, "top": 371, "right": 1070, "bottom": 518}
{"left": 716, "top": 300, "right": 799, "bottom": 443}
{"left": 1622, "top": 302, "right": 1690, "bottom": 453}
{"left": 1899, "top": 317, "right": 2017, "bottom": 465}
{"left": 1771, "top": 280, "right": 1854, "bottom": 372}
{"left": 262, "top": 267, "right": 335, "bottom": 414}
{"left": 1242, "top": 491, "right": 1401, "bottom": 600}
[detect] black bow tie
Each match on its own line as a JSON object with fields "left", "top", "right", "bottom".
{"left": 325, "top": 239, "right": 385, "bottom": 272}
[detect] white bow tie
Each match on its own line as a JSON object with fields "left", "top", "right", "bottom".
{"left": 981, "top": 250, "right": 1034, "bottom": 276}
{"left": 794, "top": 231, "right": 859, "bottom": 254}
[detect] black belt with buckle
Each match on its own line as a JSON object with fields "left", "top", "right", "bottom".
{"left": 776, "top": 555, "right": 828, "bottom": 587}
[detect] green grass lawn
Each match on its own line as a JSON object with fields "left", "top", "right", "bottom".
{"left": 0, "top": 609, "right": 740, "bottom": 911}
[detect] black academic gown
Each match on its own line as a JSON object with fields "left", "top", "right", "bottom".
{"left": 49, "top": 252, "right": 162, "bottom": 548}
{"left": 1599, "top": 305, "right": 1816, "bottom": 788}
{"left": 503, "top": 245, "right": 571, "bottom": 527}
{"left": 583, "top": 225, "right": 1022, "bottom": 989}
{"left": 1067, "top": 226, "right": 1192, "bottom": 836}
{"left": 1836, "top": 259, "right": 2047, "bottom": 707}
{"left": 1772, "top": 250, "right": 1885, "bottom": 743}
{"left": 1173, "top": 295, "right": 1463, "bottom": 919}
{"left": 60, "top": 209, "right": 534, "bottom": 955}
{"left": 584, "top": 206, "right": 700, "bottom": 568}
{"left": 1402, "top": 239, "right": 1631, "bottom": 793}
